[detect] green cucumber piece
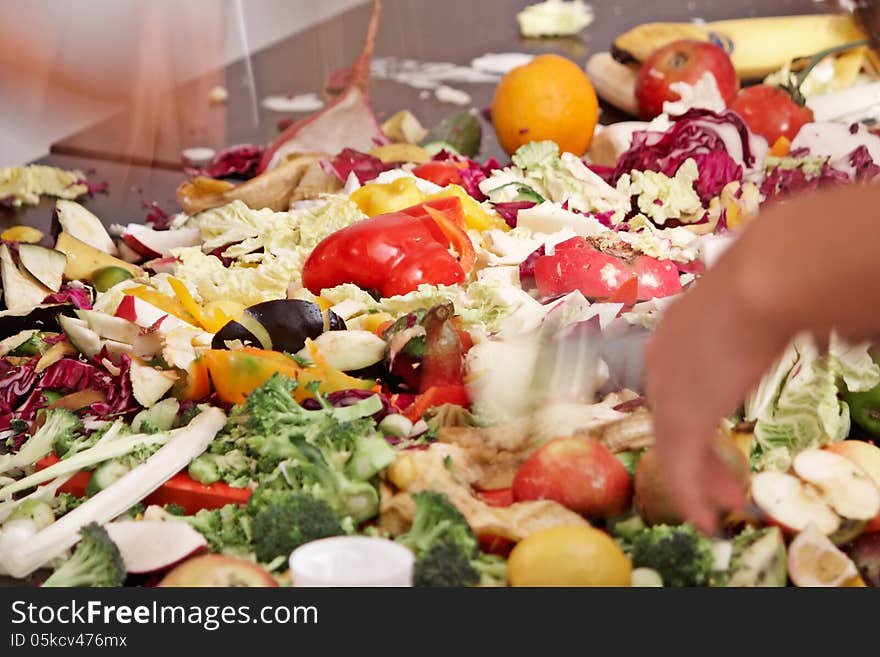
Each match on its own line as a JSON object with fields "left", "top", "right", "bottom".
{"left": 420, "top": 111, "right": 482, "bottom": 158}
{"left": 91, "top": 266, "right": 134, "bottom": 292}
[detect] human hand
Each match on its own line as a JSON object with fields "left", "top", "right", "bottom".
{"left": 644, "top": 247, "right": 788, "bottom": 534}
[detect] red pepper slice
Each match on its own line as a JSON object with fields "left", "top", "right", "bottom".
{"left": 412, "top": 162, "right": 463, "bottom": 187}
{"left": 34, "top": 456, "right": 251, "bottom": 515}
{"left": 403, "top": 384, "right": 470, "bottom": 421}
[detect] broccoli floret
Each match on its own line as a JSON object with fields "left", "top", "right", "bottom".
{"left": 397, "top": 491, "right": 505, "bottom": 587}
{"left": 188, "top": 449, "right": 254, "bottom": 487}
{"left": 346, "top": 434, "right": 396, "bottom": 481}
{"left": 630, "top": 524, "right": 714, "bottom": 587}
{"left": 42, "top": 523, "right": 125, "bottom": 588}
{"left": 608, "top": 513, "right": 647, "bottom": 554}
{"left": 53, "top": 493, "right": 84, "bottom": 518}
{"left": 0, "top": 408, "right": 81, "bottom": 472}
{"left": 415, "top": 539, "right": 481, "bottom": 587}
{"left": 248, "top": 489, "right": 344, "bottom": 563}
{"left": 163, "top": 503, "right": 187, "bottom": 516}
{"left": 397, "top": 491, "right": 478, "bottom": 557}
{"left": 179, "top": 504, "right": 253, "bottom": 555}
{"left": 225, "top": 374, "right": 389, "bottom": 522}
{"left": 113, "top": 503, "right": 145, "bottom": 521}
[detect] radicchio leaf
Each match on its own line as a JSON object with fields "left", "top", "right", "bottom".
{"left": 184, "top": 144, "right": 264, "bottom": 180}
{"left": 258, "top": 0, "right": 386, "bottom": 173}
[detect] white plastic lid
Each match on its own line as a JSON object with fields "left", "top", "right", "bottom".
{"left": 289, "top": 536, "right": 414, "bottom": 587}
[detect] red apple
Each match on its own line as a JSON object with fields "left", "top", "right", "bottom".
{"left": 635, "top": 439, "right": 748, "bottom": 525}
{"left": 635, "top": 39, "right": 739, "bottom": 120}
{"left": 158, "top": 554, "right": 278, "bottom": 587}
{"left": 512, "top": 436, "right": 632, "bottom": 518}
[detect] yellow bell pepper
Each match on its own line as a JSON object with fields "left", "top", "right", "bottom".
{"left": 427, "top": 185, "right": 509, "bottom": 232}
{"left": 123, "top": 286, "right": 196, "bottom": 325}
{"left": 349, "top": 177, "right": 425, "bottom": 217}
{"left": 168, "top": 277, "right": 241, "bottom": 333}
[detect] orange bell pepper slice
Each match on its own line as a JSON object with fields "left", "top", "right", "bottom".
{"left": 770, "top": 135, "right": 791, "bottom": 157}
{"left": 202, "top": 348, "right": 301, "bottom": 406}
{"left": 173, "top": 357, "right": 213, "bottom": 401}
{"left": 424, "top": 203, "right": 476, "bottom": 274}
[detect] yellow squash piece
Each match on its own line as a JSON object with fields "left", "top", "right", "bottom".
{"left": 370, "top": 143, "right": 431, "bottom": 164}
{"left": 54, "top": 232, "right": 143, "bottom": 281}
{"left": 613, "top": 14, "right": 866, "bottom": 80}
{"left": 0, "top": 225, "right": 44, "bottom": 244}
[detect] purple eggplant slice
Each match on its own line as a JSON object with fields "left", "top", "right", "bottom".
{"left": 211, "top": 299, "right": 345, "bottom": 353}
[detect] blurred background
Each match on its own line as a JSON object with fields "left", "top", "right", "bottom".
{"left": 0, "top": 0, "right": 363, "bottom": 165}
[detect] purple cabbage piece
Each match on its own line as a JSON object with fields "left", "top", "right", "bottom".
{"left": 612, "top": 109, "right": 755, "bottom": 203}
{"left": 492, "top": 201, "right": 536, "bottom": 228}
{"left": 185, "top": 144, "right": 264, "bottom": 180}
{"left": 0, "top": 358, "right": 39, "bottom": 415}
{"left": 518, "top": 244, "right": 545, "bottom": 291}
{"left": 849, "top": 145, "right": 880, "bottom": 181}
{"left": 329, "top": 148, "right": 393, "bottom": 184}
{"left": 300, "top": 388, "right": 393, "bottom": 423}
{"left": 43, "top": 285, "right": 92, "bottom": 310}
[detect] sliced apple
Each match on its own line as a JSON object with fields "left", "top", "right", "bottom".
{"left": 17, "top": 244, "right": 67, "bottom": 293}
{"left": 55, "top": 232, "right": 143, "bottom": 281}
{"left": 827, "top": 440, "right": 880, "bottom": 533}
{"left": 55, "top": 199, "right": 117, "bottom": 255}
{"left": 788, "top": 524, "right": 858, "bottom": 587}
{"left": 751, "top": 471, "right": 840, "bottom": 536}
{"left": 158, "top": 554, "right": 278, "bottom": 587}
{"left": 793, "top": 449, "right": 880, "bottom": 524}
{"left": 105, "top": 520, "right": 207, "bottom": 574}
{"left": 0, "top": 243, "right": 51, "bottom": 311}
{"left": 129, "top": 357, "right": 178, "bottom": 408}
{"left": 122, "top": 225, "right": 201, "bottom": 259}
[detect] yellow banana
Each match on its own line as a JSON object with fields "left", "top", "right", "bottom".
{"left": 612, "top": 14, "right": 867, "bottom": 80}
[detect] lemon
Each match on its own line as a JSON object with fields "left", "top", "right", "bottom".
{"left": 508, "top": 525, "right": 631, "bottom": 587}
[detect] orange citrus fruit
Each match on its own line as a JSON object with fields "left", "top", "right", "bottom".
{"left": 507, "top": 525, "right": 631, "bottom": 587}
{"left": 491, "top": 54, "right": 599, "bottom": 156}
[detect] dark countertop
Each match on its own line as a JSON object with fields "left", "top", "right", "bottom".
{"left": 48, "top": 0, "right": 823, "bottom": 172}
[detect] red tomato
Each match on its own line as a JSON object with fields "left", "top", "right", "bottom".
{"left": 412, "top": 162, "right": 462, "bottom": 187}
{"left": 635, "top": 39, "right": 739, "bottom": 120}
{"left": 730, "top": 85, "right": 814, "bottom": 143}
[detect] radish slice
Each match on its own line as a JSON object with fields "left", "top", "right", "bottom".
{"left": 105, "top": 520, "right": 207, "bottom": 574}
{"left": 56, "top": 200, "right": 117, "bottom": 255}
{"left": 751, "top": 471, "right": 840, "bottom": 536}
{"left": 122, "top": 225, "right": 201, "bottom": 259}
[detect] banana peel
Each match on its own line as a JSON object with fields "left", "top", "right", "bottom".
{"left": 176, "top": 152, "right": 333, "bottom": 214}
{"left": 612, "top": 14, "right": 867, "bottom": 80}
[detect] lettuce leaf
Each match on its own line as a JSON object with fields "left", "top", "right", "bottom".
{"left": 745, "top": 334, "right": 880, "bottom": 471}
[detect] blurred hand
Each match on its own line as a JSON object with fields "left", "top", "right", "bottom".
{"left": 645, "top": 182, "right": 880, "bottom": 534}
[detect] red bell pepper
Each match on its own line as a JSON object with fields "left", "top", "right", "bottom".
{"left": 412, "top": 162, "right": 462, "bottom": 187}
{"left": 302, "top": 197, "right": 473, "bottom": 298}
{"left": 35, "top": 455, "right": 251, "bottom": 515}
